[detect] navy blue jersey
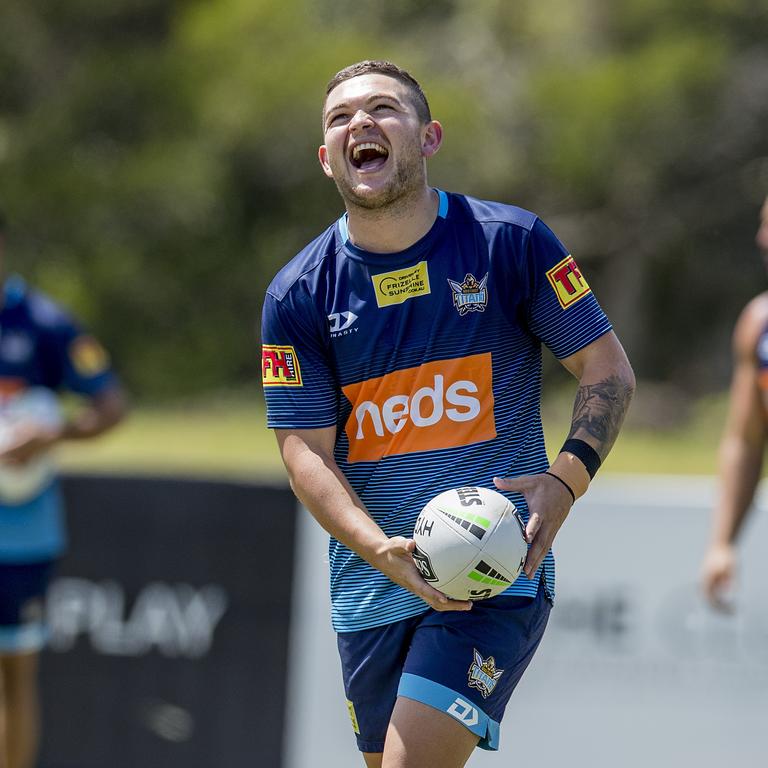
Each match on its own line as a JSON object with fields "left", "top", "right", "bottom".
{"left": 262, "top": 190, "right": 612, "bottom": 632}
{"left": 0, "top": 276, "right": 118, "bottom": 561}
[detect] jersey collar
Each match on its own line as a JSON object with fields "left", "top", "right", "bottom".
{"left": 336, "top": 188, "right": 449, "bottom": 246}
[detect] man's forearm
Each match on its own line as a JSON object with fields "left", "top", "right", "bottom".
{"left": 566, "top": 372, "right": 635, "bottom": 461}
{"left": 60, "top": 388, "right": 127, "bottom": 441}
{"left": 282, "top": 439, "right": 388, "bottom": 561}
{"left": 714, "top": 435, "right": 764, "bottom": 545}
{"left": 279, "top": 431, "right": 471, "bottom": 612}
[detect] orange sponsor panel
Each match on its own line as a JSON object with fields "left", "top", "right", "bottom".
{"left": 342, "top": 353, "right": 496, "bottom": 463}
{"left": 545, "top": 255, "right": 591, "bottom": 309}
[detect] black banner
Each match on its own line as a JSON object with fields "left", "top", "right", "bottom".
{"left": 39, "top": 473, "right": 296, "bottom": 768}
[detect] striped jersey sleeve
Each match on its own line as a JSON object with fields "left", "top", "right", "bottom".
{"left": 524, "top": 218, "right": 612, "bottom": 358}
{"left": 261, "top": 289, "right": 339, "bottom": 429}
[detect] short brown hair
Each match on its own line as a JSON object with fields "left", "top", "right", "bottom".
{"left": 325, "top": 60, "right": 432, "bottom": 124}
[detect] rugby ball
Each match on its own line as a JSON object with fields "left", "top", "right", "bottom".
{"left": 412, "top": 486, "right": 527, "bottom": 600}
{"left": 0, "top": 387, "right": 63, "bottom": 504}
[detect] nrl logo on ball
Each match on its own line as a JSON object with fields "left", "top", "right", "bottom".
{"left": 467, "top": 649, "right": 503, "bottom": 698}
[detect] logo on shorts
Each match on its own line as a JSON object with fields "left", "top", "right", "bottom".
{"left": 467, "top": 649, "right": 504, "bottom": 698}
{"left": 545, "top": 255, "right": 591, "bottom": 309}
{"left": 447, "top": 697, "right": 479, "bottom": 726}
{"left": 448, "top": 273, "right": 488, "bottom": 315}
{"left": 372, "top": 261, "right": 430, "bottom": 307}
{"left": 346, "top": 700, "right": 360, "bottom": 734}
{"left": 261, "top": 345, "right": 303, "bottom": 386}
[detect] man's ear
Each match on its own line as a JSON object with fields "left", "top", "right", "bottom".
{"left": 422, "top": 120, "right": 443, "bottom": 158}
{"left": 318, "top": 145, "right": 334, "bottom": 178}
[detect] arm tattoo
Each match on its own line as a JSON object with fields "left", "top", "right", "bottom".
{"left": 567, "top": 375, "right": 634, "bottom": 460}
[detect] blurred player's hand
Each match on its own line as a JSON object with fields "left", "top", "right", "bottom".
{"left": 0, "top": 425, "right": 61, "bottom": 465}
{"left": 493, "top": 473, "right": 573, "bottom": 579}
{"left": 371, "top": 536, "right": 473, "bottom": 612}
{"left": 702, "top": 542, "right": 736, "bottom": 611}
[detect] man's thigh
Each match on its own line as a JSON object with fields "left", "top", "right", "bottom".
{"left": 338, "top": 613, "right": 422, "bottom": 755}
{"left": 383, "top": 697, "right": 478, "bottom": 768}
{"left": 397, "top": 585, "right": 550, "bottom": 751}
{"left": 338, "top": 584, "right": 550, "bottom": 757}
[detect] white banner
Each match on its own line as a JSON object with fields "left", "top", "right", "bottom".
{"left": 285, "top": 475, "right": 768, "bottom": 768}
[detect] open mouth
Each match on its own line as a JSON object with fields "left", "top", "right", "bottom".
{"left": 350, "top": 142, "right": 389, "bottom": 171}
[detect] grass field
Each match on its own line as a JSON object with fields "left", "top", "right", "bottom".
{"left": 55, "top": 389, "right": 728, "bottom": 481}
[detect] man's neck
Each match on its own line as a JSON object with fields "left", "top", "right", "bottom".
{"left": 345, "top": 187, "right": 439, "bottom": 254}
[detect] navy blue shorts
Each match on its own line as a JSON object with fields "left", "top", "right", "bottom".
{"left": 0, "top": 560, "right": 56, "bottom": 654}
{"left": 337, "top": 583, "right": 551, "bottom": 753}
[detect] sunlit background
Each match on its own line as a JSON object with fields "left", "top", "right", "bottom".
{"left": 0, "top": 1, "right": 767, "bottom": 766}
{"left": 0, "top": 0, "right": 766, "bottom": 476}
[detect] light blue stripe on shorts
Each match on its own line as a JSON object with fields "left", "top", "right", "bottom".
{"left": 398, "top": 672, "right": 500, "bottom": 750}
{"left": 0, "top": 623, "right": 47, "bottom": 654}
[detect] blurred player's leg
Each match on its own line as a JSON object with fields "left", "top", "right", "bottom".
{"left": 0, "top": 653, "right": 39, "bottom": 768}
{"left": 383, "top": 697, "right": 478, "bottom": 768}
{"left": 363, "top": 752, "right": 382, "bottom": 767}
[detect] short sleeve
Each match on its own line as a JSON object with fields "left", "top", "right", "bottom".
{"left": 261, "top": 290, "right": 339, "bottom": 429}
{"left": 525, "top": 218, "right": 612, "bottom": 359}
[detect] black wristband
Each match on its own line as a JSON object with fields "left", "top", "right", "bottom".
{"left": 560, "top": 438, "right": 601, "bottom": 479}
{"left": 544, "top": 471, "right": 576, "bottom": 503}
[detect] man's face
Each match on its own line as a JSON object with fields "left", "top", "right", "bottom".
{"left": 318, "top": 74, "right": 440, "bottom": 210}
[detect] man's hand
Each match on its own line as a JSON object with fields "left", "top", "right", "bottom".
{"left": 701, "top": 542, "right": 736, "bottom": 611}
{"left": 369, "top": 536, "right": 473, "bottom": 612}
{"left": 493, "top": 473, "right": 573, "bottom": 578}
{"left": 0, "top": 425, "right": 61, "bottom": 465}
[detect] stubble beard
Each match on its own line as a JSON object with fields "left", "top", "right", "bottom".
{"left": 331, "top": 142, "right": 426, "bottom": 215}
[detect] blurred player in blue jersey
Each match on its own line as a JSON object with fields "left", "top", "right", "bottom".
{"left": 261, "top": 61, "right": 635, "bottom": 768}
{"left": 0, "top": 209, "right": 127, "bottom": 768}
{"left": 702, "top": 195, "right": 768, "bottom": 609}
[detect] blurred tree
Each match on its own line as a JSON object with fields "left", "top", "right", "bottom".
{"left": 0, "top": 0, "right": 765, "bottom": 403}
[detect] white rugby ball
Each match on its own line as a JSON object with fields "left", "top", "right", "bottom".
{"left": 0, "top": 387, "right": 63, "bottom": 504}
{"left": 412, "top": 486, "right": 527, "bottom": 601}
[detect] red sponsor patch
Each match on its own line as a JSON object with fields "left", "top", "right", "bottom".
{"left": 545, "top": 255, "right": 591, "bottom": 309}
{"left": 262, "top": 345, "right": 303, "bottom": 387}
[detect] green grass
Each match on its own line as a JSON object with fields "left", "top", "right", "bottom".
{"left": 542, "top": 390, "right": 727, "bottom": 476}
{"left": 57, "top": 398, "right": 287, "bottom": 482}
{"left": 55, "top": 391, "right": 729, "bottom": 480}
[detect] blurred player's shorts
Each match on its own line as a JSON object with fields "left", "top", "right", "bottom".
{"left": 0, "top": 560, "right": 57, "bottom": 653}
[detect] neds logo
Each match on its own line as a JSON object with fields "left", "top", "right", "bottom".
{"left": 342, "top": 353, "right": 496, "bottom": 463}
{"left": 354, "top": 375, "right": 479, "bottom": 434}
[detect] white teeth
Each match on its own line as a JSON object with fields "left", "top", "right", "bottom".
{"left": 352, "top": 142, "right": 389, "bottom": 160}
